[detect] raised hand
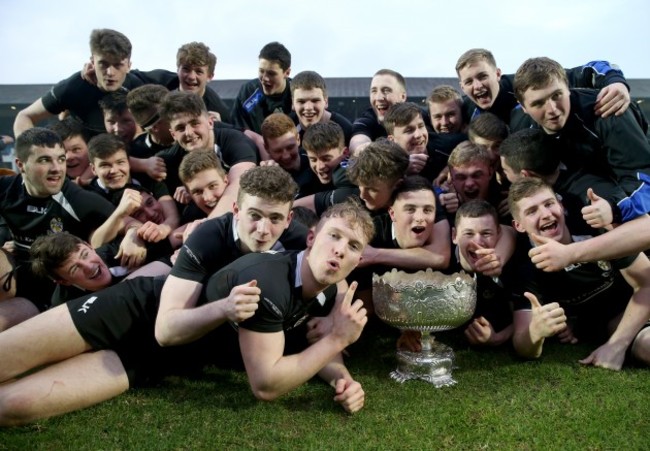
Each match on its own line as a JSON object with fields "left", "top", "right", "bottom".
{"left": 330, "top": 281, "right": 367, "bottom": 347}
{"left": 581, "top": 188, "right": 613, "bottom": 229}
{"left": 115, "top": 188, "right": 142, "bottom": 218}
{"left": 528, "top": 233, "right": 574, "bottom": 272}
{"left": 526, "top": 292, "right": 567, "bottom": 344}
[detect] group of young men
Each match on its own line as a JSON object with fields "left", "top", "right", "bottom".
{"left": 0, "top": 27, "right": 649, "bottom": 426}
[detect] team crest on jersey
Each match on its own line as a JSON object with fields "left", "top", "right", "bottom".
{"left": 597, "top": 260, "right": 612, "bottom": 275}
{"left": 49, "top": 217, "right": 64, "bottom": 233}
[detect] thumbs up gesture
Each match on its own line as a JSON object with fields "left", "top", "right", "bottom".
{"left": 528, "top": 233, "right": 575, "bottom": 272}
{"left": 581, "top": 188, "right": 613, "bottom": 229}
{"left": 526, "top": 292, "right": 567, "bottom": 344}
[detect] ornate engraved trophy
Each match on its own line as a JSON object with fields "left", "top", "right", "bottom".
{"left": 373, "top": 269, "right": 477, "bottom": 387}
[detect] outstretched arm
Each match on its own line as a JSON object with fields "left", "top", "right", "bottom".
{"left": 13, "top": 98, "right": 54, "bottom": 137}
{"left": 580, "top": 254, "right": 650, "bottom": 370}
{"left": 529, "top": 216, "right": 650, "bottom": 271}
{"left": 239, "top": 282, "right": 366, "bottom": 401}
{"left": 155, "top": 275, "right": 260, "bottom": 346}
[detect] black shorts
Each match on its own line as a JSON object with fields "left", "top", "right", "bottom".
{"left": 67, "top": 277, "right": 166, "bottom": 386}
{"left": 14, "top": 263, "right": 56, "bottom": 312}
{"left": 67, "top": 276, "right": 244, "bottom": 385}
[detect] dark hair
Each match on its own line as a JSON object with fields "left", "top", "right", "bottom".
{"left": 455, "top": 199, "right": 499, "bottom": 228}
{"left": 259, "top": 42, "right": 291, "bottom": 70}
{"left": 126, "top": 84, "right": 169, "bottom": 128}
{"left": 89, "top": 29, "right": 132, "bottom": 60}
{"left": 291, "top": 206, "right": 319, "bottom": 229}
{"left": 88, "top": 133, "right": 127, "bottom": 162}
{"left": 468, "top": 112, "right": 509, "bottom": 142}
{"left": 514, "top": 57, "right": 568, "bottom": 104}
{"left": 237, "top": 165, "right": 298, "bottom": 206}
{"left": 98, "top": 91, "right": 129, "bottom": 115}
{"left": 290, "top": 70, "right": 327, "bottom": 97}
{"left": 159, "top": 91, "right": 207, "bottom": 123}
{"left": 455, "top": 48, "right": 497, "bottom": 74}
{"left": 177, "top": 42, "right": 217, "bottom": 75}
{"left": 383, "top": 102, "right": 424, "bottom": 135}
{"left": 390, "top": 175, "right": 435, "bottom": 205}
{"left": 347, "top": 139, "right": 409, "bottom": 186}
{"left": 48, "top": 117, "right": 91, "bottom": 143}
{"left": 507, "top": 177, "right": 554, "bottom": 220}
{"left": 30, "top": 232, "right": 85, "bottom": 280}
{"left": 373, "top": 69, "right": 406, "bottom": 91}
{"left": 499, "top": 129, "right": 560, "bottom": 176}
{"left": 179, "top": 150, "right": 226, "bottom": 185}
{"left": 302, "top": 122, "right": 345, "bottom": 153}
{"left": 15, "top": 127, "right": 62, "bottom": 162}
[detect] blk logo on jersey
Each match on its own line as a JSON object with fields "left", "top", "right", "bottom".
{"left": 77, "top": 296, "right": 98, "bottom": 314}
{"left": 27, "top": 205, "right": 47, "bottom": 214}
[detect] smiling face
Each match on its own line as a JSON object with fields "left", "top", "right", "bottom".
{"left": 258, "top": 59, "right": 290, "bottom": 95}
{"left": 178, "top": 63, "right": 212, "bottom": 97}
{"left": 55, "top": 244, "right": 112, "bottom": 291}
{"left": 450, "top": 161, "right": 493, "bottom": 203}
{"left": 265, "top": 131, "right": 301, "bottom": 172}
{"left": 370, "top": 74, "right": 406, "bottom": 123}
{"left": 306, "top": 216, "right": 366, "bottom": 286}
{"left": 91, "top": 149, "right": 130, "bottom": 190}
{"left": 390, "top": 115, "right": 429, "bottom": 155}
{"left": 453, "top": 214, "right": 500, "bottom": 272}
{"left": 92, "top": 53, "right": 131, "bottom": 92}
{"left": 429, "top": 99, "right": 464, "bottom": 134}
{"left": 520, "top": 77, "right": 571, "bottom": 134}
{"left": 185, "top": 168, "right": 228, "bottom": 215}
{"left": 458, "top": 60, "right": 501, "bottom": 110}
{"left": 306, "top": 146, "right": 346, "bottom": 184}
{"left": 18, "top": 145, "right": 66, "bottom": 197}
{"left": 169, "top": 112, "right": 214, "bottom": 152}
{"left": 389, "top": 189, "right": 436, "bottom": 249}
{"left": 292, "top": 87, "right": 328, "bottom": 128}
{"left": 63, "top": 135, "right": 90, "bottom": 179}
{"left": 234, "top": 193, "right": 293, "bottom": 253}
{"left": 512, "top": 187, "right": 570, "bottom": 244}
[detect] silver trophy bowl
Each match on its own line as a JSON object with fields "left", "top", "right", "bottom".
{"left": 373, "top": 269, "right": 477, "bottom": 387}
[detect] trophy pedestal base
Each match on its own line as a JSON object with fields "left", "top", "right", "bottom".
{"left": 390, "top": 339, "right": 457, "bottom": 388}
